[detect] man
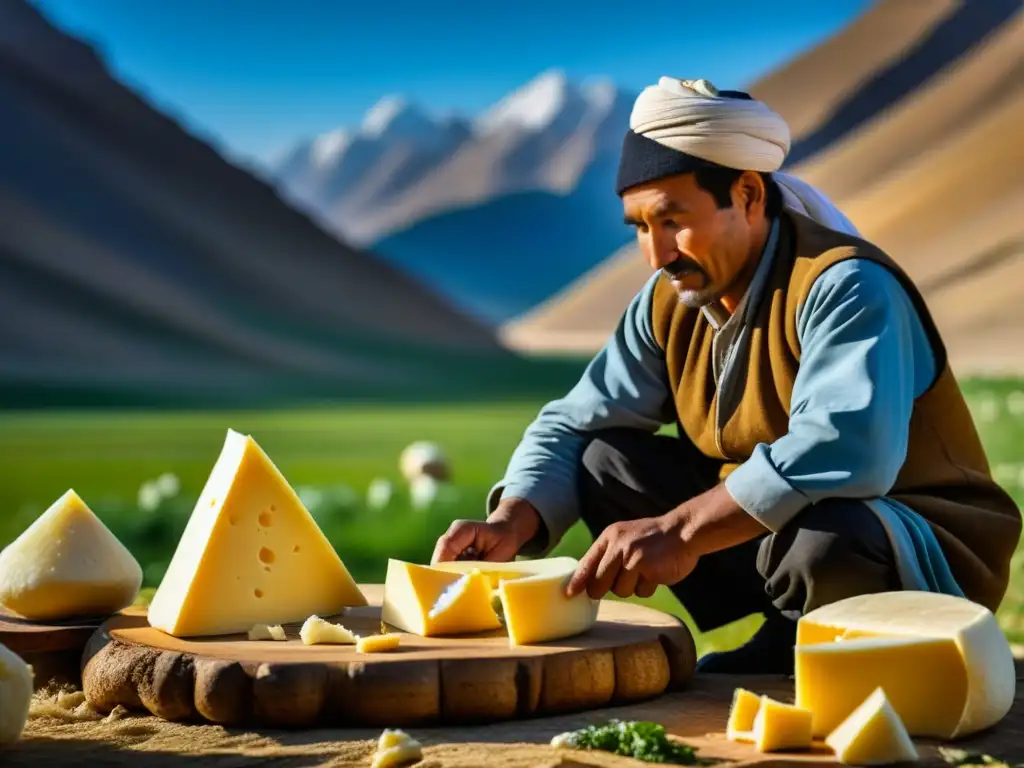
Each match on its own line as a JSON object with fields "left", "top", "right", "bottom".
{"left": 431, "top": 77, "right": 1021, "bottom": 673}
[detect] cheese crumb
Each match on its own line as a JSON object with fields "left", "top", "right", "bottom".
{"left": 372, "top": 728, "right": 423, "bottom": 768}
{"left": 357, "top": 633, "right": 401, "bottom": 654}
{"left": 247, "top": 623, "right": 287, "bottom": 641}
{"left": 299, "top": 615, "right": 359, "bottom": 645}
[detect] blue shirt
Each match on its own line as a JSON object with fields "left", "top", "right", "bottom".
{"left": 488, "top": 218, "right": 964, "bottom": 597}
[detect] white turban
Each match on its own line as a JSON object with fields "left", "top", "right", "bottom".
{"left": 628, "top": 77, "right": 859, "bottom": 236}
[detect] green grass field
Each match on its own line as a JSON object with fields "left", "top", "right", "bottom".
{"left": 2, "top": 376, "right": 1023, "bottom": 655}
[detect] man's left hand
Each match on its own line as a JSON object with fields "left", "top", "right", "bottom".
{"left": 565, "top": 512, "right": 696, "bottom": 600}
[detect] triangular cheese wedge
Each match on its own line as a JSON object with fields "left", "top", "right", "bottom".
{"left": 381, "top": 560, "right": 500, "bottom": 636}
{"left": 0, "top": 489, "right": 142, "bottom": 620}
{"left": 148, "top": 429, "right": 366, "bottom": 637}
{"left": 726, "top": 687, "right": 761, "bottom": 742}
{"left": 825, "top": 687, "right": 919, "bottom": 764}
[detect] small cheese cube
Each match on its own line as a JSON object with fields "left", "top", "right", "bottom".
{"left": 797, "top": 591, "right": 1015, "bottom": 739}
{"left": 752, "top": 696, "right": 813, "bottom": 752}
{"left": 247, "top": 623, "right": 286, "bottom": 641}
{"left": 299, "top": 615, "right": 358, "bottom": 645}
{"left": 826, "top": 687, "right": 919, "bottom": 765}
{"left": 357, "top": 633, "right": 401, "bottom": 653}
{"left": 0, "top": 642, "right": 33, "bottom": 744}
{"left": 726, "top": 687, "right": 761, "bottom": 742}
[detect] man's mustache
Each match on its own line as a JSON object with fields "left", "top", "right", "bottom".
{"left": 663, "top": 257, "right": 707, "bottom": 279}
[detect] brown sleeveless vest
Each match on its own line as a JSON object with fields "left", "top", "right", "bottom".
{"left": 650, "top": 209, "right": 1020, "bottom": 612}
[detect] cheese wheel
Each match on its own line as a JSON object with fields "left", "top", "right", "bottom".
{"left": 796, "top": 591, "right": 1015, "bottom": 738}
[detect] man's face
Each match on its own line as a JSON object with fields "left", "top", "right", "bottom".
{"left": 622, "top": 172, "right": 760, "bottom": 308}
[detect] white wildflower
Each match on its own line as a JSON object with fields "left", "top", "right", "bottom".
{"left": 1007, "top": 390, "right": 1024, "bottom": 417}
{"left": 366, "top": 478, "right": 394, "bottom": 510}
{"left": 409, "top": 474, "right": 441, "bottom": 510}
{"left": 137, "top": 481, "right": 162, "bottom": 512}
{"left": 154, "top": 472, "right": 180, "bottom": 498}
{"left": 975, "top": 394, "right": 999, "bottom": 423}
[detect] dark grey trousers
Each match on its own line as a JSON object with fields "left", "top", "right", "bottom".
{"left": 577, "top": 428, "right": 901, "bottom": 633}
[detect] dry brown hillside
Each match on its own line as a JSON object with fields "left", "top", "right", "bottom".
{"left": 503, "top": 0, "right": 1024, "bottom": 375}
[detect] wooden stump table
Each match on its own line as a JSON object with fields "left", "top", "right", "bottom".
{"left": 80, "top": 584, "right": 698, "bottom": 728}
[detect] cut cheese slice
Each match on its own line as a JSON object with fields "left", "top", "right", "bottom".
{"left": 496, "top": 562, "right": 598, "bottom": 646}
{"left": 147, "top": 429, "right": 366, "bottom": 637}
{"left": 0, "top": 642, "right": 33, "bottom": 744}
{"left": 726, "top": 687, "right": 761, "bottom": 742}
{"left": 825, "top": 687, "right": 918, "bottom": 765}
{"left": 247, "top": 623, "right": 286, "bottom": 641}
{"left": 0, "top": 489, "right": 142, "bottom": 620}
{"left": 797, "top": 591, "right": 1015, "bottom": 739}
{"left": 381, "top": 560, "right": 499, "bottom": 636}
{"left": 357, "top": 633, "right": 401, "bottom": 653}
{"left": 300, "top": 615, "right": 358, "bottom": 645}
{"left": 752, "top": 696, "right": 813, "bottom": 753}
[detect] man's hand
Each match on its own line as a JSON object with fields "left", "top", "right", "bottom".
{"left": 431, "top": 497, "right": 542, "bottom": 564}
{"left": 565, "top": 512, "right": 696, "bottom": 600}
{"left": 565, "top": 484, "right": 768, "bottom": 600}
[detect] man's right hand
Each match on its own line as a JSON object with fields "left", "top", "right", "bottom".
{"left": 431, "top": 497, "right": 542, "bottom": 564}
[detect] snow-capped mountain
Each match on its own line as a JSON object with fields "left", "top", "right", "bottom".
{"left": 268, "top": 70, "right": 637, "bottom": 324}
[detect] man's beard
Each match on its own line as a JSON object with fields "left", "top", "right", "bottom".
{"left": 664, "top": 259, "right": 715, "bottom": 308}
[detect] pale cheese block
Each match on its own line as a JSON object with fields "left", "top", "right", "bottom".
{"left": 0, "top": 489, "right": 142, "bottom": 620}
{"left": 300, "top": 615, "right": 358, "bottom": 645}
{"left": 825, "top": 687, "right": 919, "bottom": 765}
{"left": 0, "top": 642, "right": 33, "bottom": 744}
{"left": 434, "top": 557, "right": 598, "bottom": 645}
{"left": 752, "top": 696, "right": 813, "bottom": 753}
{"left": 147, "top": 429, "right": 367, "bottom": 637}
{"left": 381, "top": 560, "right": 500, "bottom": 636}
{"left": 247, "top": 623, "right": 286, "bottom": 641}
{"left": 497, "top": 564, "right": 598, "bottom": 646}
{"left": 726, "top": 687, "right": 761, "bottom": 742}
{"left": 796, "top": 591, "right": 1015, "bottom": 738}
{"left": 372, "top": 728, "right": 423, "bottom": 768}
{"left": 357, "top": 633, "right": 401, "bottom": 653}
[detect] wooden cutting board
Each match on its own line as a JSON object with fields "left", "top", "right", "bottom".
{"left": 81, "top": 584, "right": 698, "bottom": 729}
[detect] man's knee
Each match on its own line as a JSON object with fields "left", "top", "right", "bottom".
{"left": 579, "top": 428, "right": 650, "bottom": 491}
{"left": 757, "top": 499, "right": 900, "bottom": 616}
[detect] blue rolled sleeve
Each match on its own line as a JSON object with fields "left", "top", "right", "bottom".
{"left": 725, "top": 258, "right": 936, "bottom": 532}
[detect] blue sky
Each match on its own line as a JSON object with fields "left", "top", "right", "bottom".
{"left": 32, "top": 0, "right": 871, "bottom": 164}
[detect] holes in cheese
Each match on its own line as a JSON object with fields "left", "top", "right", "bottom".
{"left": 0, "top": 489, "right": 142, "bottom": 620}
{"left": 300, "top": 615, "right": 358, "bottom": 645}
{"left": 0, "top": 642, "right": 33, "bottom": 745}
{"left": 825, "top": 687, "right": 919, "bottom": 765}
{"left": 247, "top": 623, "right": 286, "bottom": 641}
{"left": 796, "top": 591, "right": 1016, "bottom": 739}
{"left": 357, "top": 633, "right": 401, "bottom": 653}
{"left": 725, "top": 687, "right": 761, "bottom": 742}
{"left": 147, "top": 428, "right": 367, "bottom": 637}
{"left": 751, "top": 696, "right": 813, "bottom": 753}
{"left": 381, "top": 560, "right": 500, "bottom": 637}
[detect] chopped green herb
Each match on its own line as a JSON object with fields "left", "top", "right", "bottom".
{"left": 550, "top": 719, "right": 706, "bottom": 765}
{"left": 938, "top": 746, "right": 1021, "bottom": 768}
